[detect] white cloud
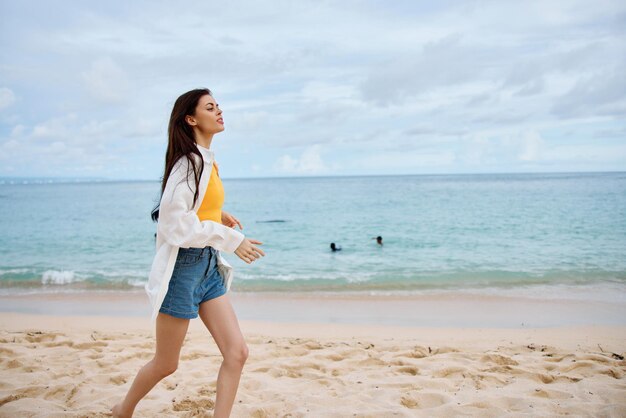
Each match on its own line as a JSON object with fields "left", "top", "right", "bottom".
{"left": 1, "top": 0, "right": 625, "bottom": 178}
{"left": 518, "top": 130, "right": 544, "bottom": 162}
{"left": 81, "top": 57, "right": 130, "bottom": 103}
{"left": 276, "top": 154, "right": 297, "bottom": 172}
{"left": 1, "top": 139, "right": 20, "bottom": 152}
{"left": 230, "top": 111, "right": 271, "bottom": 132}
{"left": 552, "top": 69, "right": 626, "bottom": 118}
{"left": 10, "top": 124, "right": 25, "bottom": 137}
{"left": 32, "top": 114, "right": 77, "bottom": 139}
{"left": 0, "top": 88, "right": 16, "bottom": 110}
{"left": 275, "top": 145, "right": 328, "bottom": 174}
{"left": 463, "top": 135, "right": 491, "bottom": 165}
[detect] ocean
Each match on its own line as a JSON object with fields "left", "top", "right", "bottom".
{"left": 1, "top": 172, "right": 625, "bottom": 303}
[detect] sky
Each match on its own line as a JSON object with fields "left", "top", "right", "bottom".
{"left": 0, "top": 0, "right": 625, "bottom": 180}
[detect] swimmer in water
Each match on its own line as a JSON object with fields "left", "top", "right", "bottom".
{"left": 330, "top": 242, "right": 342, "bottom": 252}
{"left": 373, "top": 236, "right": 383, "bottom": 246}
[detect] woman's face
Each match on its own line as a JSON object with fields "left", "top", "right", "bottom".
{"left": 187, "top": 94, "right": 224, "bottom": 135}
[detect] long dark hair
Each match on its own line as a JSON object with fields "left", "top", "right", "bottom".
{"left": 150, "top": 88, "right": 212, "bottom": 222}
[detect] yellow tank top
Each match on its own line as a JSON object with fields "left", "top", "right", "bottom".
{"left": 197, "top": 163, "right": 224, "bottom": 222}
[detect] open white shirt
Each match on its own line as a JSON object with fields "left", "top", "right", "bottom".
{"left": 144, "top": 144, "right": 245, "bottom": 322}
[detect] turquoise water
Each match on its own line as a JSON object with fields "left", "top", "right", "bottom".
{"left": 0, "top": 172, "right": 625, "bottom": 302}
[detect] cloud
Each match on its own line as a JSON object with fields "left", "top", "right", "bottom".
{"left": 275, "top": 145, "right": 328, "bottom": 174}
{"left": 552, "top": 69, "right": 626, "bottom": 118}
{"left": 513, "top": 78, "right": 545, "bottom": 97}
{"left": 518, "top": 130, "right": 544, "bottom": 162}
{"left": 81, "top": 57, "right": 130, "bottom": 103}
{"left": 10, "top": 124, "right": 25, "bottom": 137}
{"left": 0, "top": 88, "right": 16, "bottom": 110}
{"left": 360, "top": 34, "right": 492, "bottom": 105}
{"left": 1, "top": 0, "right": 625, "bottom": 179}
{"left": 455, "top": 130, "right": 547, "bottom": 167}
{"left": 31, "top": 114, "right": 77, "bottom": 139}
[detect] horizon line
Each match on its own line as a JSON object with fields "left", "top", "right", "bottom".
{"left": 1, "top": 169, "right": 625, "bottom": 183}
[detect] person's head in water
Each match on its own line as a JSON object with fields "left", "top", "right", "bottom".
{"left": 330, "top": 242, "right": 341, "bottom": 251}
{"left": 376, "top": 236, "right": 383, "bottom": 246}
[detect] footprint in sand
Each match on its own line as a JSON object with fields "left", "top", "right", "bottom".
{"left": 88, "top": 352, "right": 105, "bottom": 360}
{"left": 89, "top": 332, "right": 118, "bottom": 341}
{"left": 197, "top": 386, "right": 216, "bottom": 397}
{"left": 325, "top": 353, "right": 345, "bottom": 362}
{"left": 283, "top": 367, "right": 303, "bottom": 378}
{"left": 560, "top": 360, "right": 599, "bottom": 375}
{"left": 137, "top": 342, "right": 154, "bottom": 349}
{"left": 109, "top": 375, "right": 128, "bottom": 385}
{"left": 250, "top": 407, "right": 272, "bottom": 418}
{"left": 532, "top": 388, "right": 572, "bottom": 399}
{"left": 0, "top": 385, "right": 48, "bottom": 407}
{"left": 5, "top": 359, "right": 22, "bottom": 369}
{"left": 480, "top": 353, "right": 519, "bottom": 366}
{"left": 356, "top": 356, "right": 387, "bottom": 367}
{"left": 428, "top": 346, "right": 460, "bottom": 355}
{"left": 180, "top": 351, "right": 207, "bottom": 361}
{"left": 163, "top": 379, "right": 179, "bottom": 391}
{"left": 43, "top": 340, "right": 74, "bottom": 348}
{"left": 432, "top": 366, "right": 467, "bottom": 378}
{"left": 471, "top": 373, "right": 509, "bottom": 387}
{"left": 74, "top": 341, "right": 108, "bottom": 350}
{"left": 400, "top": 395, "right": 419, "bottom": 409}
{"left": 0, "top": 347, "right": 15, "bottom": 356}
{"left": 95, "top": 360, "right": 109, "bottom": 369}
{"left": 598, "top": 367, "right": 624, "bottom": 379}
{"left": 400, "top": 392, "right": 450, "bottom": 409}
{"left": 394, "top": 347, "right": 429, "bottom": 359}
{"left": 118, "top": 351, "right": 152, "bottom": 362}
{"left": 315, "top": 378, "right": 332, "bottom": 386}
{"left": 541, "top": 353, "right": 576, "bottom": 363}
{"left": 172, "top": 396, "right": 215, "bottom": 411}
{"left": 65, "top": 384, "right": 80, "bottom": 406}
{"left": 303, "top": 341, "right": 324, "bottom": 350}
{"left": 242, "top": 380, "right": 263, "bottom": 391}
{"left": 482, "top": 364, "right": 516, "bottom": 374}
{"left": 396, "top": 366, "right": 420, "bottom": 376}
{"left": 0, "top": 393, "right": 28, "bottom": 408}
{"left": 531, "top": 372, "right": 579, "bottom": 384}
{"left": 42, "top": 383, "right": 82, "bottom": 405}
{"left": 23, "top": 331, "right": 64, "bottom": 343}
{"left": 297, "top": 361, "right": 326, "bottom": 372}
{"left": 579, "top": 353, "right": 618, "bottom": 364}
{"left": 531, "top": 373, "right": 555, "bottom": 384}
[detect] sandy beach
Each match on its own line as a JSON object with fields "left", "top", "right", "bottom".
{"left": 1, "top": 292, "right": 625, "bottom": 417}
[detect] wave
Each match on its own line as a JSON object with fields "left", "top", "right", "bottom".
{"left": 0, "top": 268, "right": 147, "bottom": 293}
{"left": 0, "top": 267, "right": 624, "bottom": 303}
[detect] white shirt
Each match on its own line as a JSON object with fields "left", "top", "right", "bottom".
{"left": 144, "top": 144, "right": 245, "bottom": 322}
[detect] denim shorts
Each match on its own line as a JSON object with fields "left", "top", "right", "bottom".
{"left": 159, "top": 246, "right": 227, "bottom": 319}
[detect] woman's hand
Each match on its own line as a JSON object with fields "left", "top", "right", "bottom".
{"left": 221, "top": 211, "right": 243, "bottom": 230}
{"left": 235, "top": 238, "right": 265, "bottom": 264}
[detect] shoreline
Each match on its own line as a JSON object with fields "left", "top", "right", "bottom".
{"left": 1, "top": 312, "right": 625, "bottom": 352}
{"left": 0, "top": 289, "right": 625, "bottom": 328}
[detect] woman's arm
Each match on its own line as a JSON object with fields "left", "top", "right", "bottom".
{"left": 157, "top": 157, "right": 245, "bottom": 252}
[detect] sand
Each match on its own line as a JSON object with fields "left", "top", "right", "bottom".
{"left": 1, "top": 307, "right": 625, "bottom": 417}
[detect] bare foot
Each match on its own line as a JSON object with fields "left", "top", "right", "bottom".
{"left": 111, "top": 402, "right": 132, "bottom": 418}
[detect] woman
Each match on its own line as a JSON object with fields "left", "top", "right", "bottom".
{"left": 112, "top": 88, "right": 265, "bottom": 418}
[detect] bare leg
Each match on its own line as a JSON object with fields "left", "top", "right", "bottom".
{"left": 198, "top": 293, "right": 249, "bottom": 418}
{"left": 111, "top": 313, "right": 190, "bottom": 417}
